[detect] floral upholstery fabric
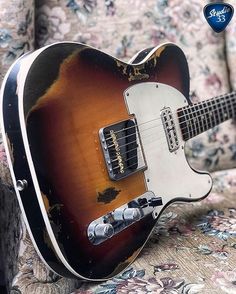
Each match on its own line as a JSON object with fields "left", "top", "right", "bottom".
{"left": 1, "top": 0, "right": 236, "bottom": 293}
{"left": 0, "top": 0, "right": 34, "bottom": 80}
{"left": 226, "top": 0, "right": 236, "bottom": 90}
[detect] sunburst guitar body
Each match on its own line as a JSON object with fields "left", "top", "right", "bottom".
{"left": 0, "top": 42, "right": 213, "bottom": 280}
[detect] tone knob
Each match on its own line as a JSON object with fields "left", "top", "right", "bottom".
{"left": 93, "top": 223, "right": 114, "bottom": 238}
{"left": 113, "top": 208, "right": 141, "bottom": 222}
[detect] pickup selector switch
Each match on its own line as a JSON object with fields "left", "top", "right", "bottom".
{"left": 113, "top": 208, "right": 141, "bottom": 222}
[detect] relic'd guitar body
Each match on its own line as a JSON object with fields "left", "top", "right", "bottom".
{"left": 1, "top": 42, "right": 235, "bottom": 280}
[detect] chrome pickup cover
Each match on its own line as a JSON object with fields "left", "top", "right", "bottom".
{"left": 99, "top": 118, "right": 146, "bottom": 181}
{"left": 161, "top": 107, "right": 179, "bottom": 152}
{"left": 87, "top": 191, "right": 163, "bottom": 245}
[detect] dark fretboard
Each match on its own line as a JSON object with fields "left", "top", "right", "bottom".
{"left": 178, "top": 92, "right": 236, "bottom": 141}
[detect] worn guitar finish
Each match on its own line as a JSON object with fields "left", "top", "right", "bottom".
{"left": 1, "top": 42, "right": 213, "bottom": 280}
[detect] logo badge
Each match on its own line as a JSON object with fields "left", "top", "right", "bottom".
{"left": 203, "top": 3, "right": 234, "bottom": 33}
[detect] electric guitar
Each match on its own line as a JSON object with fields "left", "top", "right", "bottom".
{"left": 1, "top": 42, "right": 235, "bottom": 281}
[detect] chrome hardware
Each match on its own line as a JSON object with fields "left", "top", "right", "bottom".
{"left": 99, "top": 119, "right": 146, "bottom": 181}
{"left": 87, "top": 192, "right": 163, "bottom": 245}
{"left": 88, "top": 223, "right": 114, "bottom": 242}
{"left": 161, "top": 107, "right": 179, "bottom": 152}
{"left": 93, "top": 224, "right": 114, "bottom": 238}
{"left": 16, "top": 179, "right": 28, "bottom": 191}
{"left": 113, "top": 208, "right": 141, "bottom": 222}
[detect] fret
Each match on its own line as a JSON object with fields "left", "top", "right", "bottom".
{"left": 189, "top": 106, "right": 198, "bottom": 137}
{"left": 209, "top": 99, "right": 217, "bottom": 128}
{"left": 216, "top": 98, "right": 223, "bottom": 124}
{"left": 185, "top": 106, "right": 194, "bottom": 138}
{"left": 219, "top": 95, "right": 228, "bottom": 122}
{"left": 214, "top": 96, "right": 224, "bottom": 124}
{"left": 177, "top": 91, "right": 236, "bottom": 141}
{"left": 212, "top": 98, "right": 220, "bottom": 125}
{"left": 205, "top": 99, "right": 214, "bottom": 129}
{"left": 201, "top": 101, "right": 210, "bottom": 132}
{"left": 228, "top": 93, "right": 236, "bottom": 118}
{"left": 222, "top": 95, "right": 230, "bottom": 120}
{"left": 194, "top": 103, "right": 202, "bottom": 134}
{"left": 177, "top": 107, "right": 188, "bottom": 141}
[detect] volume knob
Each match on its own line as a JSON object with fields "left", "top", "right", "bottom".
{"left": 113, "top": 208, "right": 141, "bottom": 222}
{"left": 93, "top": 223, "right": 114, "bottom": 238}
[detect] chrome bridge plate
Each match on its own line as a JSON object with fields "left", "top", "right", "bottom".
{"left": 87, "top": 192, "right": 163, "bottom": 245}
{"left": 161, "top": 107, "right": 179, "bottom": 152}
{"left": 99, "top": 118, "right": 146, "bottom": 181}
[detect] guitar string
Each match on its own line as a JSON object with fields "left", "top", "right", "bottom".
{"left": 89, "top": 93, "right": 236, "bottom": 175}
{"left": 108, "top": 99, "right": 236, "bottom": 152}
{"left": 110, "top": 128, "right": 229, "bottom": 173}
{"left": 180, "top": 102, "right": 236, "bottom": 137}
{"left": 109, "top": 101, "right": 236, "bottom": 170}
{"left": 108, "top": 104, "right": 236, "bottom": 170}
{"left": 107, "top": 104, "right": 234, "bottom": 151}
{"left": 85, "top": 121, "right": 230, "bottom": 180}
{"left": 107, "top": 106, "right": 236, "bottom": 169}
{"left": 110, "top": 118, "right": 234, "bottom": 172}
{"left": 88, "top": 137, "right": 217, "bottom": 182}
{"left": 104, "top": 92, "right": 236, "bottom": 141}
{"left": 105, "top": 94, "right": 236, "bottom": 146}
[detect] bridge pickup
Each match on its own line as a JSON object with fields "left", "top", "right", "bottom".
{"left": 99, "top": 118, "right": 146, "bottom": 181}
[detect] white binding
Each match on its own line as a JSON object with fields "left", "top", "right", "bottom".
{"left": 16, "top": 43, "right": 104, "bottom": 280}
{"left": 128, "top": 42, "right": 175, "bottom": 65}
{"left": 0, "top": 54, "right": 61, "bottom": 277}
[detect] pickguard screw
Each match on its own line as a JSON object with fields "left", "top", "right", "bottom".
{"left": 156, "top": 84, "right": 158, "bottom": 88}
{"left": 127, "top": 92, "right": 129, "bottom": 96}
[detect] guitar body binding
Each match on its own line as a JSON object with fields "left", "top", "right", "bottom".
{"left": 0, "top": 42, "right": 212, "bottom": 280}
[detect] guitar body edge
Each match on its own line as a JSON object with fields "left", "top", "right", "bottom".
{"left": 0, "top": 54, "right": 74, "bottom": 278}
{"left": 1, "top": 42, "right": 212, "bottom": 280}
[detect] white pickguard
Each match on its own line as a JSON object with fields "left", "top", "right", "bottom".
{"left": 124, "top": 82, "right": 212, "bottom": 214}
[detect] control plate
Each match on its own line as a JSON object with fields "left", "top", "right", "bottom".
{"left": 87, "top": 191, "right": 163, "bottom": 245}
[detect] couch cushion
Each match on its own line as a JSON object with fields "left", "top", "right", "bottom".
{"left": 0, "top": 0, "right": 34, "bottom": 80}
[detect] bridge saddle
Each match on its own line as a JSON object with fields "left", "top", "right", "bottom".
{"left": 99, "top": 118, "right": 146, "bottom": 181}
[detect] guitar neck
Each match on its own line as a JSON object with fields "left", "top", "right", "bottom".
{"left": 178, "top": 92, "right": 236, "bottom": 141}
